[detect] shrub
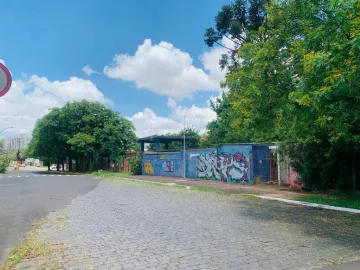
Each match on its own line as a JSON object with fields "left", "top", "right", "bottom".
{"left": 0, "top": 163, "right": 6, "bottom": 174}
{"left": 129, "top": 156, "right": 142, "bottom": 175}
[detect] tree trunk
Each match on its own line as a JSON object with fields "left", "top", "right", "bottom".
{"left": 89, "top": 156, "right": 93, "bottom": 173}
{"left": 47, "top": 163, "right": 50, "bottom": 171}
{"left": 81, "top": 157, "right": 85, "bottom": 172}
{"left": 75, "top": 157, "right": 79, "bottom": 172}
{"left": 62, "top": 163, "right": 65, "bottom": 171}
{"left": 69, "top": 157, "right": 73, "bottom": 172}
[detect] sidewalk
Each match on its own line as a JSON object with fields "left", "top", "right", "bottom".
{"left": 124, "top": 175, "right": 305, "bottom": 200}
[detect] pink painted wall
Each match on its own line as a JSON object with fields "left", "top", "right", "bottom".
{"left": 289, "top": 165, "right": 303, "bottom": 190}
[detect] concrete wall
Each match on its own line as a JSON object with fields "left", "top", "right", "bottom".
{"left": 142, "top": 152, "right": 183, "bottom": 178}
{"left": 142, "top": 144, "right": 270, "bottom": 184}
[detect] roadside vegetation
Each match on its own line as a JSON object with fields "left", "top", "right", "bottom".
{"left": 296, "top": 193, "right": 360, "bottom": 210}
{"left": 203, "top": 0, "right": 360, "bottom": 191}
{"left": 28, "top": 100, "right": 137, "bottom": 173}
{"left": 0, "top": 218, "right": 61, "bottom": 270}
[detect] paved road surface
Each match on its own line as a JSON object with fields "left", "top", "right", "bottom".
{"left": 0, "top": 171, "right": 100, "bottom": 263}
{"left": 21, "top": 179, "right": 360, "bottom": 270}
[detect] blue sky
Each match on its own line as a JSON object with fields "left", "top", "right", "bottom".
{"left": 0, "top": 0, "right": 232, "bottom": 137}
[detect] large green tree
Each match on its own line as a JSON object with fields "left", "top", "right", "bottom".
{"left": 204, "top": 0, "right": 269, "bottom": 145}
{"left": 204, "top": 0, "right": 269, "bottom": 71}
{"left": 222, "top": 0, "right": 360, "bottom": 190}
{"left": 29, "top": 101, "right": 136, "bottom": 172}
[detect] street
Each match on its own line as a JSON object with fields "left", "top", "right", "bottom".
{"left": 14, "top": 178, "right": 360, "bottom": 270}
{"left": 0, "top": 170, "right": 100, "bottom": 263}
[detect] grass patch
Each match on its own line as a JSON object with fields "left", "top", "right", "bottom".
{"left": 0, "top": 227, "right": 58, "bottom": 270}
{"left": 295, "top": 193, "right": 360, "bottom": 210}
{"left": 89, "top": 171, "right": 132, "bottom": 179}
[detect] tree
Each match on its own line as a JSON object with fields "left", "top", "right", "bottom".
{"left": 203, "top": 92, "right": 250, "bottom": 147}
{"left": 222, "top": 0, "right": 360, "bottom": 190}
{"left": 147, "top": 127, "right": 202, "bottom": 151}
{"left": 29, "top": 101, "right": 137, "bottom": 172}
{"left": 204, "top": 0, "right": 269, "bottom": 145}
{"left": 0, "top": 139, "right": 4, "bottom": 148}
{"left": 204, "top": 0, "right": 269, "bottom": 71}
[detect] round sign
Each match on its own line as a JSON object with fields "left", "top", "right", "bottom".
{"left": 0, "top": 63, "right": 12, "bottom": 97}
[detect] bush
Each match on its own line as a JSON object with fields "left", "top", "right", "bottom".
{"left": 0, "top": 163, "right": 6, "bottom": 174}
{"left": 129, "top": 156, "right": 142, "bottom": 175}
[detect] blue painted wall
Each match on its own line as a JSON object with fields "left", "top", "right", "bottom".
{"left": 142, "top": 144, "right": 270, "bottom": 184}
{"left": 142, "top": 152, "right": 182, "bottom": 177}
{"left": 186, "top": 145, "right": 252, "bottom": 183}
{"left": 251, "top": 145, "right": 271, "bottom": 182}
{"left": 186, "top": 148, "right": 217, "bottom": 179}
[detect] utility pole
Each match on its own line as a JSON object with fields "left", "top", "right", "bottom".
{"left": 183, "top": 116, "right": 186, "bottom": 179}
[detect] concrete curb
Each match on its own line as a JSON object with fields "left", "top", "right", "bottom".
{"left": 119, "top": 177, "right": 360, "bottom": 214}
{"left": 255, "top": 195, "right": 360, "bottom": 214}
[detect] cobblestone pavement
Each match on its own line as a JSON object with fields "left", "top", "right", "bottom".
{"left": 20, "top": 179, "right": 360, "bottom": 270}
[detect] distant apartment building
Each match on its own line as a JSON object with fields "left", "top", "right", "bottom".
{"left": 4, "top": 134, "right": 31, "bottom": 151}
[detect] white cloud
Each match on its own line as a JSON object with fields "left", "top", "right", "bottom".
{"left": 0, "top": 71, "right": 110, "bottom": 137}
{"left": 82, "top": 65, "right": 98, "bottom": 76}
{"left": 129, "top": 98, "right": 216, "bottom": 138}
{"left": 104, "top": 39, "right": 223, "bottom": 98}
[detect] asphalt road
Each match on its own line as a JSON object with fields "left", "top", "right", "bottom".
{"left": 0, "top": 170, "right": 100, "bottom": 263}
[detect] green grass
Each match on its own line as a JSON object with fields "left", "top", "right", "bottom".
{"left": 295, "top": 193, "right": 360, "bottom": 210}
{"left": 89, "top": 171, "right": 232, "bottom": 194}
{"left": 89, "top": 171, "right": 133, "bottom": 178}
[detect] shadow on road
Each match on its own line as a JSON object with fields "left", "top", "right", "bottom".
{"left": 238, "top": 197, "right": 360, "bottom": 250}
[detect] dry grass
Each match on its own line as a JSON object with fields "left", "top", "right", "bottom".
{"left": 0, "top": 216, "right": 65, "bottom": 270}
{"left": 0, "top": 231, "right": 53, "bottom": 270}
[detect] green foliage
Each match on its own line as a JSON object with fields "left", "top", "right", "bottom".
{"left": 129, "top": 156, "right": 142, "bottom": 175}
{"left": 214, "top": 0, "right": 360, "bottom": 189}
{"left": 0, "top": 139, "right": 4, "bottom": 149}
{"left": 203, "top": 92, "right": 250, "bottom": 147}
{"left": 0, "top": 163, "right": 6, "bottom": 173}
{"left": 29, "top": 100, "right": 137, "bottom": 172}
{"left": 147, "top": 127, "right": 201, "bottom": 151}
{"left": 204, "top": 0, "right": 269, "bottom": 70}
{"left": 203, "top": 0, "right": 269, "bottom": 145}
{"left": 296, "top": 194, "right": 360, "bottom": 210}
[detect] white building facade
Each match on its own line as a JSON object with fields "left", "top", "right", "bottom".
{"left": 4, "top": 134, "right": 31, "bottom": 151}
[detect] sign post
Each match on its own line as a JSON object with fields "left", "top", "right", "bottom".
{"left": 0, "top": 63, "right": 12, "bottom": 97}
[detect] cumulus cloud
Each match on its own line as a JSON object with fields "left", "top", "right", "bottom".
{"left": 82, "top": 65, "right": 98, "bottom": 76}
{"left": 104, "top": 39, "right": 224, "bottom": 98}
{"left": 129, "top": 97, "right": 216, "bottom": 137}
{"left": 0, "top": 71, "right": 110, "bottom": 137}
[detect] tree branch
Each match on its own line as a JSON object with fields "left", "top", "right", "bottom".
{"left": 224, "top": 34, "right": 243, "bottom": 45}
{"left": 215, "top": 41, "right": 237, "bottom": 52}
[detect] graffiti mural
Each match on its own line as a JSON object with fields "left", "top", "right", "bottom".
{"left": 196, "top": 151, "right": 250, "bottom": 183}
{"left": 162, "top": 161, "right": 174, "bottom": 172}
{"left": 144, "top": 161, "right": 154, "bottom": 175}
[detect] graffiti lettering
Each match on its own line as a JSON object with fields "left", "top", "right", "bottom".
{"left": 196, "top": 151, "right": 250, "bottom": 183}
{"left": 162, "top": 161, "right": 174, "bottom": 172}
{"left": 144, "top": 161, "right": 154, "bottom": 175}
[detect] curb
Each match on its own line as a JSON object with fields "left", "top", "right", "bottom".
{"left": 256, "top": 195, "right": 360, "bottom": 214}
{"left": 119, "top": 176, "right": 360, "bottom": 214}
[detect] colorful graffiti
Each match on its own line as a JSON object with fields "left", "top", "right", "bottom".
{"left": 162, "top": 161, "right": 174, "bottom": 172}
{"left": 144, "top": 161, "right": 154, "bottom": 175}
{"left": 196, "top": 151, "right": 250, "bottom": 183}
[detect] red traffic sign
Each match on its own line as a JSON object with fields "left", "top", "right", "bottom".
{"left": 0, "top": 63, "right": 12, "bottom": 97}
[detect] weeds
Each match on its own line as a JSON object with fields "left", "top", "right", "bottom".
{"left": 0, "top": 231, "right": 55, "bottom": 270}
